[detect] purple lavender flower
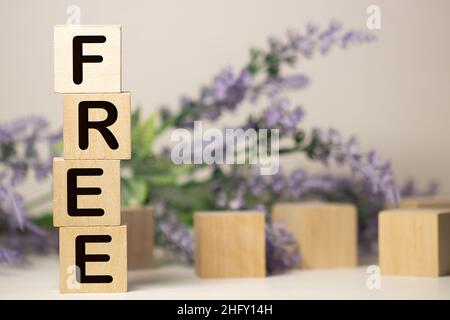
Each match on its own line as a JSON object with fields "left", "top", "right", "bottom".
{"left": 0, "top": 245, "right": 25, "bottom": 265}
{"left": 212, "top": 66, "right": 251, "bottom": 111}
{"left": 400, "top": 179, "right": 439, "bottom": 197}
{"left": 263, "top": 98, "right": 304, "bottom": 133}
{"left": 288, "top": 169, "right": 307, "bottom": 198}
{"left": 259, "top": 74, "right": 310, "bottom": 98}
{"left": 157, "top": 218, "right": 195, "bottom": 264}
{"left": 248, "top": 175, "right": 266, "bottom": 197}
{"left": 379, "top": 161, "right": 400, "bottom": 205}
{"left": 2, "top": 187, "right": 26, "bottom": 229}
{"left": 318, "top": 21, "right": 341, "bottom": 54}
{"left": 0, "top": 115, "right": 61, "bottom": 265}
{"left": 279, "top": 75, "right": 309, "bottom": 90}
{"left": 269, "top": 173, "right": 287, "bottom": 195}
{"left": 206, "top": 106, "right": 221, "bottom": 121}
{"left": 253, "top": 203, "right": 267, "bottom": 214}
{"left": 31, "top": 157, "right": 53, "bottom": 181}
{"left": 304, "top": 175, "right": 338, "bottom": 193}
{"left": 266, "top": 223, "right": 301, "bottom": 275}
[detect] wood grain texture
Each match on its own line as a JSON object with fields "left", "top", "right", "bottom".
{"left": 195, "top": 212, "right": 266, "bottom": 278}
{"left": 54, "top": 25, "right": 121, "bottom": 93}
{"left": 272, "top": 202, "right": 357, "bottom": 269}
{"left": 379, "top": 209, "right": 450, "bottom": 277}
{"left": 53, "top": 157, "right": 121, "bottom": 227}
{"left": 59, "top": 225, "right": 127, "bottom": 293}
{"left": 121, "top": 207, "right": 154, "bottom": 270}
{"left": 63, "top": 93, "right": 131, "bottom": 160}
{"left": 400, "top": 196, "right": 450, "bottom": 209}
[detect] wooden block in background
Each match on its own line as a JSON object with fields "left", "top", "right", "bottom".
{"left": 59, "top": 225, "right": 127, "bottom": 293}
{"left": 63, "top": 93, "right": 131, "bottom": 160}
{"left": 53, "top": 157, "right": 121, "bottom": 227}
{"left": 379, "top": 209, "right": 450, "bottom": 277}
{"left": 400, "top": 196, "right": 450, "bottom": 209}
{"left": 195, "top": 212, "right": 266, "bottom": 278}
{"left": 54, "top": 25, "right": 121, "bottom": 93}
{"left": 121, "top": 207, "right": 154, "bottom": 270}
{"left": 272, "top": 202, "right": 357, "bottom": 269}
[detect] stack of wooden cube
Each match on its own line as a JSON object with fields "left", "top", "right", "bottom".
{"left": 53, "top": 25, "right": 130, "bottom": 293}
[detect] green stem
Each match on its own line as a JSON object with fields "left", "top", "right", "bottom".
{"left": 279, "top": 145, "right": 303, "bottom": 154}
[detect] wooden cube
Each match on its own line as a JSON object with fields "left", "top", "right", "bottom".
{"left": 379, "top": 209, "right": 450, "bottom": 277}
{"left": 121, "top": 207, "right": 154, "bottom": 270}
{"left": 272, "top": 202, "right": 357, "bottom": 269}
{"left": 195, "top": 212, "right": 266, "bottom": 278}
{"left": 54, "top": 25, "right": 121, "bottom": 93}
{"left": 53, "top": 158, "right": 120, "bottom": 227}
{"left": 400, "top": 196, "right": 450, "bottom": 209}
{"left": 59, "top": 225, "right": 127, "bottom": 293}
{"left": 63, "top": 93, "right": 131, "bottom": 160}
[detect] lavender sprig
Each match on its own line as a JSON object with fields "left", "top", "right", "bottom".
{"left": 154, "top": 200, "right": 194, "bottom": 264}
{"left": 159, "top": 21, "right": 375, "bottom": 129}
{"left": 0, "top": 245, "right": 25, "bottom": 265}
{"left": 153, "top": 23, "right": 392, "bottom": 274}
{"left": 266, "top": 222, "right": 301, "bottom": 275}
{"left": 0, "top": 115, "right": 61, "bottom": 265}
{"left": 400, "top": 179, "right": 439, "bottom": 197}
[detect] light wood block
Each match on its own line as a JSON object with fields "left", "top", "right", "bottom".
{"left": 121, "top": 207, "right": 154, "bottom": 270}
{"left": 195, "top": 212, "right": 266, "bottom": 278}
{"left": 63, "top": 93, "right": 131, "bottom": 160}
{"left": 379, "top": 209, "right": 450, "bottom": 277}
{"left": 400, "top": 196, "right": 450, "bottom": 209}
{"left": 53, "top": 157, "right": 120, "bottom": 227}
{"left": 272, "top": 202, "right": 357, "bottom": 269}
{"left": 54, "top": 25, "right": 121, "bottom": 93}
{"left": 59, "top": 225, "right": 127, "bottom": 293}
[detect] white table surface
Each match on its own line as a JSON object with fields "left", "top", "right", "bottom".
{"left": 1, "top": 255, "right": 449, "bottom": 300}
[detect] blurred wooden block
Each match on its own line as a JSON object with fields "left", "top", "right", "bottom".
{"left": 54, "top": 25, "right": 121, "bottom": 93}
{"left": 272, "top": 202, "right": 357, "bottom": 269}
{"left": 121, "top": 207, "right": 154, "bottom": 270}
{"left": 53, "top": 157, "right": 120, "bottom": 227}
{"left": 63, "top": 93, "right": 131, "bottom": 160}
{"left": 379, "top": 209, "right": 450, "bottom": 277}
{"left": 400, "top": 196, "right": 450, "bottom": 209}
{"left": 59, "top": 225, "right": 127, "bottom": 293}
{"left": 195, "top": 212, "right": 266, "bottom": 278}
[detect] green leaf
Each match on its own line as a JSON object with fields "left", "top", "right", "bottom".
{"left": 132, "top": 112, "right": 158, "bottom": 158}
{"left": 33, "top": 212, "right": 53, "bottom": 228}
{"left": 122, "top": 177, "right": 149, "bottom": 207}
{"left": 53, "top": 140, "right": 63, "bottom": 154}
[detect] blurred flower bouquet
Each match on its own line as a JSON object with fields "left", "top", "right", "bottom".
{"left": 0, "top": 117, "right": 60, "bottom": 264}
{"left": 0, "top": 21, "right": 437, "bottom": 273}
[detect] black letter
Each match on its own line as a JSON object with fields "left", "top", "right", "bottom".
{"left": 72, "top": 35, "right": 106, "bottom": 85}
{"left": 78, "top": 101, "right": 119, "bottom": 150}
{"left": 75, "top": 235, "right": 113, "bottom": 283}
{"left": 67, "top": 168, "right": 104, "bottom": 216}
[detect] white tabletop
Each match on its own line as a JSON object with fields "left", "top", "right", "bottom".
{"left": 1, "top": 255, "right": 449, "bottom": 300}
